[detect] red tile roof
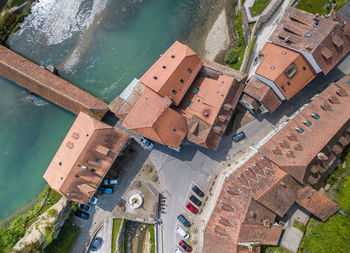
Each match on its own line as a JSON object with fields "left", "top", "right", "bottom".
{"left": 140, "top": 41, "right": 202, "bottom": 105}
{"left": 296, "top": 187, "right": 340, "bottom": 221}
{"left": 269, "top": 8, "right": 350, "bottom": 75}
{"left": 43, "top": 112, "right": 129, "bottom": 204}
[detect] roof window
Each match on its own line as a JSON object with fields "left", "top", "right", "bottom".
{"left": 59, "top": 162, "right": 62, "bottom": 166}
{"left": 96, "top": 159, "right": 101, "bottom": 163}
{"left": 188, "top": 68, "right": 192, "bottom": 73}
{"left": 295, "top": 127, "right": 304, "bottom": 134}
{"left": 173, "top": 128, "right": 177, "bottom": 132}
{"left": 270, "top": 66, "right": 275, "bottom": 70}
{"left": 180, "top": 79, "right": 184, "bottom": 83}
{"left": 162, "top": 65, "right": 166, "bottom": 69}
{"left": 281, "top": 85, "right": 286, "bottom": 91}
{"left": 313, "top": 21, "right": 320, "bottom": 27}
{"left": 304, "top": 32, "right": 312, "bottom": 38}
{"left": 282, "top": 51, "right": 286, "bottom": 55}
{"left": 186, "top": 101, "right": 192, "bottom": 107}
{"left": 303, "top": 66, "right": 307, "bottom": 71}
{"left": 285, "top": 63, "right": 297, "bottom": 78}
{"left": 346, "top": 79, "right": 350, "bottom": 85}
{"left": 303, "top": 120, "right": 312, "bottom": 127}
{"left": 172, "top": 89, "right": 177, "bottom": 94}
{"left": 153, "top": 76, "right": 158, "bottom": 80}
{"left": 171, "top": 55, "right": 175, "bottom": 59}
{"left": 90, "top": 168, "right": 96, "bottom": 173}
{"left": 287, "top": 81, "right": 291, "bottom": 86}
{"left": 311, "top": 113, "right": 320, "bottom": 120}
{"left": 193, "top": 88, "right": 199, "bottom": 94}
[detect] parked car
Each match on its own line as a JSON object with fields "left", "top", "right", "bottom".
{"left": 103, "top": 178, "right": 119, "bottom": 185}
{"left": 177, "top": 214, "right": 191, "bottom": 228}
{"left": 168, "top": 145, "right": 182, "bottom": 152}
{"left": 186, "top": 203, "right": 198, "bottom": 214}
{"left": 189, "top": 195, "right": 202, "bottom": 207}
{"left": 179, "top": 240, "right": 192, "bottom": 252}
{"left": 176, "top": 225, "right": 190, "bottom": 239}
{"left": 90, "top": 237, "right": 103, "bottom": 251}
{"left": 140, "top": 136, "right": 155, "bottom": 149}
{"left": 89, "top": 196, "right": 99, "bottom": 205}
{"left": 98, "top": 186, "right": 113, "bottom": 194}
{"left": 175, "top": 247, "right": 185, "bottom": 253}
{"left": 192, "top": 185, "right": 204, "bottom": 198}
{"left": 74, "top": 210, "right": 89, "bottom": 220}
{"left": 232, "top": 131, "right": 246, "bottom": 142}
{"left": 78, "top": 203, "right": 92, "bottom": 212}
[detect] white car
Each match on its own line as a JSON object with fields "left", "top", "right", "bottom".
{"left": 175, "top": 247, "right": 184, "bottom": 253}
{"left": 168, "top": 145, "right": 182, "bottom": 152}
{"left": 176, "top": 225, "right": 190, "bottom": 240}
{"left": 103, "top": 179, "right": 119, "bottom": 185}
{"left": 88, "top": 196, "right": 99, "bottom": 205}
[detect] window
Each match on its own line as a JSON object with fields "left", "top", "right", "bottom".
{"left": 90, "top": 168, "right": 96, "bottom": 173}
{"left": 162, "top": 65, "right": 166, "bottom": 69}
{"left": 303, "top": 66, "right": 307, "bottom": 71}
{"left": 303, "top": 120, "right": 312, "bottom": 127}
{"left": 172, "top": 89, "right": 177, "bottom": 94}
{"left": 281, "top": 85, "right": 286, "bottom": 91}
{"left": 346, "top": 79, "right": 350, "bottom": 85}
{"left": 304, "top": 32, "right": 312, "bottom": 38}
{"left": 180, "top": 79, "right": 184, "bottom": 83}
{"left": 59, "top": 162, "right": 62, "bottom": 166}
{"left": 295, "top": 127, "right": 304, "bottom": 134}
{"left": 188, "top": 68, "right": 192, "bottom": 73}
{"left": 193, "top": 88, "right": 199, "bottom": 94}
{"left": 270, "top": 66, "right": 275, "bottom": 70}
{"left": 313, "top": 22, "right": 320, "bottom": 27}
{"left": 287, "top": 81, "right": 291, "bottom": 86}
{"left": 96, "top": 159, "right": 101, "bottom": 163}
{"left": 285, "top": 63, "right": 297, "bottom": 78}
{"left": 282, "top": 51, "right": 286, "bottom": 55}
{"left": 311, "top": 113, "right": 320, "bottom": 120}
{"left": 153, "top": 76, "right": 158, "bottom": 80}
{"left": 173, "top": 128, "right": 177, "bottom": 132}
{"left": 171, "top": 55, "right": 175, "bottom": 59}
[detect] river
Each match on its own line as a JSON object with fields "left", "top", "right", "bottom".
{"left": 0, "top": 0, "right": 220, "bottom": 221}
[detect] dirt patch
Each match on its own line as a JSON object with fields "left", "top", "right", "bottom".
{"left": 124, "top": 221, "right": 149, "bottom": 253}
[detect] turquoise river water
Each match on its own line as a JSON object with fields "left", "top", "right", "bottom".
{"left": 0, "top": 0, "right": 214, "bottom": 220}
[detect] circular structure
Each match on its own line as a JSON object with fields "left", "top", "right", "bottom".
{"left": 127, "top": 191, "right": 144, "bottom": 209}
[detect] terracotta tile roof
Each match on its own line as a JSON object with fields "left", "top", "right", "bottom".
{"left": 244, "top": 77, "right": 282, "bottom": 112}
{"left": 269, "top": 8, "right": 350, "bottom": 75}
{"left": 259, "top": 78, "right": 350, "bottom": 183}
{"left": 43, "top": 112, "right": 129, "bottom": 204}
{"left": 237, "top": 245, "right": 261, "bottom": 253}
{"left": 122, "top": 87, "right": 187, "bottom": 148}
{"left": 238, "top": 224, "right": 283, "bottom": 245}
{"left": 255, "top": 42, "right": 316, "bottom": 100}
{"left": 296, "top": 187, "right": 340, "bottom": 221}
{"left": 140, "top": 41, "right": 202, "bottom": 105}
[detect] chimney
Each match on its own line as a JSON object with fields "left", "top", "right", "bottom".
{"left": 280, "top": 181, "right": 287, "bottom": 188}
{"left": 72, "top": 132, "right": 79, "bottom": 139}
{"left": 311, "top": 165, "right": 319, "bottom": 174}
{"left": 339, "top": 136, "right": 349, "bottom": 147}
{"left": 317, "top": 152, "right": 328, "bottom": 161}
{"left": 305, "top": 45, "right": 312, "bottom": 51}
{"left": 284, "top": 36, "right": 290, "bottom": 43}
{"left": 263, "top": 219, "right": 271, "bottom": 228}
{"left": 218, "top": 216, "right": 233, "bottom": 227}
{"left": 66, "top": 141, "right": 74, "bottom": 149}
{"left": 286, "top": 151, "right": 295, "bottom": 158}
{"left": 213, "top": 126, "right": 224, "bottom": 135}
{"left": 226, "top": 186, "right": 240, "bottom": 196}
{"left": 203, "top": 110, "right": 210, "bottom": 117}
{"left": 190, "top": 121, "right": 199, "bottom": 135}
{"left": 332, "top": 144, "right": 343, "bottom": 155}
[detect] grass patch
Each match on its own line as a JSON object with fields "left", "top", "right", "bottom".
{"left": 295, "top": 0, "right": 332, "bottom": 15}
{"left": 0, "top": 185, "right": 62, "bottom": 252}
{"left": 261, "top": 246, "right": 294, "bottom": 253}
{"left": 147, "top": 224, "right": 155, "bottom": 253}
{"left": 335, "top": 0, "right": 348, "bottom": 10}
{"left": 43, "top": 216, "right": 80, "bottom": 253}
{"left": 300, "top": 146, "right": 350, "bottom": 253}
{"left": 248, "top": 37, "right": 256, "bottom": 57}
{"left": 226, "top": 10, "right": 246, "bottom": 70}
{"left": 111, "top": 218, "right": 123, "bottom": 253}
{"left": 293, "top": 220, "right": 306, "bottom": 233}
{"left": 249, "top": 0, "right": 271, "bottom": 17}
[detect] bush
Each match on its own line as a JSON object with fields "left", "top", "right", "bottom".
{"left": 225, "top": 49, "right": 240, "bottom": 64}
{"left": 47, "top": 209, "right": 57, "bottom": 218}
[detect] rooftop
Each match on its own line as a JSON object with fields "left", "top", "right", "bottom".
{"left": 43, "top": 112, "right": 129, "bottom": 204}
{"left": 140, "top": 41, "right": 202, "bottom": 105}
{"left": 269, "top": 8, "right": 350, "bottom": 74}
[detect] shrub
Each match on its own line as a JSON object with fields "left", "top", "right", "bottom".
{"left": 225, "top": 49, "right": 240, "bottom": 64}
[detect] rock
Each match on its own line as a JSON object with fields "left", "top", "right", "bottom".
{"left": 12, "top": 198, "right": 70, "bottom": 252}
{"left": 45, "top": 65, "right": 58, "bottom": 75}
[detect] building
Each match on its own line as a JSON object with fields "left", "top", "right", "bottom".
{"left": 109, "top": 41, "right": 247, "bottom": 150}
{"left": 203, "top": 76, "right": 350, "bottom": 252}
{"left": 241, "top": 7, "right": 350, "bottom": 114}
{"left": 43, "top": 112, "right": 129, "bottom": 204}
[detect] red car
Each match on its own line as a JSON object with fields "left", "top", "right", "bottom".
{"left": 186, "top": 202, "right": 198, "bottom": 214}
{"left": 179, "top": 240, "right": 192, "bottom": 252}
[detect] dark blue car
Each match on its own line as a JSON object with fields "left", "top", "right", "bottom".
{"left": 74, "top": 210, "right": 89, "bottom": 220}
{"left": 232, "top": 131, "right": 246, "bottom": 143}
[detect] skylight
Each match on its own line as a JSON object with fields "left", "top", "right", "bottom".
{"left": 311, "top": 113, "right": 320, "bottom": 120}
{"left": 295, "top": 127, "right": 304, "bottom": 134}
{"left": 303, "top": 120, "right": 312, "bottom": 127}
